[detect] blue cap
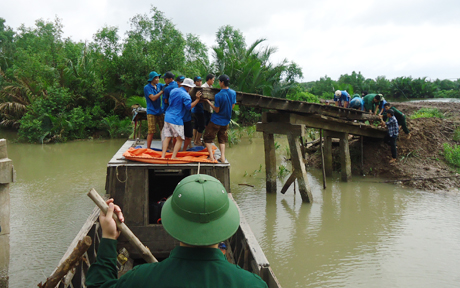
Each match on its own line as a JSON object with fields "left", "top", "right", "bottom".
{"left": 148, "top": 71, "right": 162, "bottom": 82}
{"left": 194, "top": 76, "right": 202, "bottom": 82}
{"left": 218, "top": 242, "right": 227, "bottom": 250}
{"left": 176, "top": 75, "right": 185, "bottom": 82}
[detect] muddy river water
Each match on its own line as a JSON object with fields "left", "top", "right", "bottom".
{"left": 3, "top": 131, "right": 460, "bottom": 288}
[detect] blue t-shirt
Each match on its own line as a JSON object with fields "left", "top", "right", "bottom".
{"left": 378, "top": 99, "right": 387, "bottom": 114}
{"left": 349, "top": 96, "right": 364, "bottom": 110}
{"left": 334, "top": 91, "right": 350, "bottom": 102}
{"left": 210, "top": 88, "right": 237, "bottom": 126}
{"left": 165, "top": 87, "right": 192, "bottom": 125}
{"left": 163, "top": 81, "right": 178, "bottom": 113}
{"left": 144, "top": 83, "right": 165, "bottom": 115}
{"left": 192, "top": 103, "right": 204, "bottom": 114}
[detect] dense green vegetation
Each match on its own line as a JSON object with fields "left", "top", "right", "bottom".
{"left": 1, "top": 8, "right": 459, "bottom": 143}
{"left": 409, "top": 108, "right": 445, "bottom": 119}
{"left": 443, "top": 143, "right": 460, "bottom": 168}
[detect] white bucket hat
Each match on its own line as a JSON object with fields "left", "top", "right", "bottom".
{"left": 335, "top": 90, "right": 341, "bottom": 97}
{"left": 181, "top": 78, "right": 196, "bottom": 88}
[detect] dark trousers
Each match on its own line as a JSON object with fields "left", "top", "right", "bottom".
{"left": 204, "top": 111, "right": 212, "bottom": 127}
{"left": 384, "top": 135, "right": 397, "bottom": 159}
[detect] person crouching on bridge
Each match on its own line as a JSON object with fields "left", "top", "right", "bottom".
{"left": 349, "top": 94, "right": 364, "bottom": 110}
{"left": 161, "top": 78, "right": 201, "bottom": 159}
{"left": 379, "top": 109, "right": 399, "bottom": 163}
{"left": 203, "top": 75, "right": 236, "bottom": 163}
{"left": 144, "top": 71, "right": 165, "bottom": 149}
{"left": 334, "top": 90, "right": 350, "bottom": 108}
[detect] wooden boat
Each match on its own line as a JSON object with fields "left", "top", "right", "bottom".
{"left": 47, "top": 139, "right": 281, "bottom": 288}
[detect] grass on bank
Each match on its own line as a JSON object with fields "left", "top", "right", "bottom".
{"left": 443, "top": 143, "right": 460, "bottom": 168}
{"left": 410, "top": 108, "right": 445, "bottom": 119}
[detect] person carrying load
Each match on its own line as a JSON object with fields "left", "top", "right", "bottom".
{"left": 144, "top": 71, "right": 165, "bottom": 149}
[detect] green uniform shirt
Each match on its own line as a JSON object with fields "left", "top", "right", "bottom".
{"left": 390, "top": 107, "right": 404, "bottom": 123}
{"left": 86, "top": 238, "right": 268, "bottom": 288}
{"left": 363, "top": 94, "right": 377, "bottom": 112}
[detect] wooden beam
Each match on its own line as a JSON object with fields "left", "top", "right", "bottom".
{"left": 263, "top": 132, "right": 277, "bottom": 194}
{"left": 256, "top": 122, "right": 305, "bottom": 137}
{"left": 287, "top": 134, "right": 312, "bottom": 203}
{"left": 280, "top": 172, "right": 297, "bottom": 194}
{"left": 339, "top": 132, "right": 352, "bottom": 182}
{"left": 266, "top": 112, "right": 386, "bottom": 138}
{"left": 320, "top": 129, "right": 326, "bottom": 189}
{"left": 323, "top": 131, "right": 333, "bottom": 177}
{"left": 189, "top": 87, "right": 379, "bottom": 121}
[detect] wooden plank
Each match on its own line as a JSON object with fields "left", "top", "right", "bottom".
{"left": 123, "top": 167, "right": 146, "bottom": 226}
{"left": 287, "top": 134, "right": 312, "bottom": 203}
{"left": 339, "top": 133, "right": 352, "bottom": 182}
{"left": 260, "top": 267, "right": 283, "bottom": 288}
{"left": 256, "top": 122, "right": 305, "bottom": 137}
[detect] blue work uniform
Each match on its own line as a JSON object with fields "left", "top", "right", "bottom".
{"left": 163, "top": 81, "right": 178, "bottom": 113}
{"left": 211, "top": 88, "right": 237, "bottom": 126}
{"left": 144, "top": 83, "right": 165, "bottom": 115}
{"left": 349, "top": 96, "right": 364, "bottom": 110}
{"left": 334, "top": 91, "right": 350, "bottom": 107}
{"left": 164, "top": 87, "right": 192, "bottom": 125}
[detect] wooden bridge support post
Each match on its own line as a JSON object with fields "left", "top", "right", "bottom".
{"left": 263, "top": 132, "right": 277, "bottom": 194}
{"left": 0, "top": 139, "right": 14, "bottom": 288}
{"left": 323, "top": 131, "right": 333, "bottom": 177}
{"left": 339, "top": 132, "right": 352, "bottom": 182}
{"left": 287, "top": 134, "right": 312, "bottom": 203}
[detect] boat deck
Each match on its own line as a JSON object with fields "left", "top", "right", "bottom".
{"left": 108, "top": 139, "right": 229, "bottom": 167}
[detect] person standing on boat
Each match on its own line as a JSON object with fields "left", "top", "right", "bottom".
{"left": 203, "top": 75, "right": 236, "bottom": 163}
{"left": 161, "top": 72, "right": 177, "bottom": 113}
{"left": 144, "top": 71, "right": 165, "bottom": 149}
{"left": 85, "top": 174, "right": 268, "bottom": 288}
{"left": 202, "top": 74, "right": 215, "bottom": 127}
{"left": 192, "top": 76, "right": 205, "bottom": 146}
{"left": 161, "top": 78, "right": 201, "bottom": 159}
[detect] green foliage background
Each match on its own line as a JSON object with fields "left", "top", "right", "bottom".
{"left": 0, "top": 9, "right": 459, "bottom": 143}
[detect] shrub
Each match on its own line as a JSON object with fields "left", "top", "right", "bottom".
{"left": 287, "top": 91, "right": 320, "bottom": 103}
{"left": 453, "top": 127, "right": 460, "bottom": 142}
{"left": 100, "top": 115, "right": 133, "bottom": 139}
{"left": 410, "top": 108, "right": 444, "bottom": 119}
{"left": 443, "top": 143, "right": 460, "bottom": 167}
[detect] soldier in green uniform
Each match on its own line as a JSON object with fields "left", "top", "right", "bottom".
{"left": 86, "top": 174, "right": 268, "bottom": 288}
{"left": 383, "top": 103, "right": 411, "bottom": 139}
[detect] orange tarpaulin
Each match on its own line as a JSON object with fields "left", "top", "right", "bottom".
{"left": 123, "top": 147, "right": 218, "bottom": 164}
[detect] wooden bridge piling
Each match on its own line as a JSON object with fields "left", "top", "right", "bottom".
{"left": 0, "top": 139, "right": 14, "bottom": 288}
{"left": 287, "top": 134, "right": 312, "bottom": 203}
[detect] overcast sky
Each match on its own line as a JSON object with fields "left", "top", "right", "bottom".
{"left": 3, "top": 0, "right": 460, "bottom": 81}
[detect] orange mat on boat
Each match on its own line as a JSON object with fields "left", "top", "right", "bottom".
{"left": 122, "top": 147, "right": 218, "bottom": 164}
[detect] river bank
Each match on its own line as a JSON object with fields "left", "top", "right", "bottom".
{"left": 307, "top": 100, "right": 460, "bottom": 191}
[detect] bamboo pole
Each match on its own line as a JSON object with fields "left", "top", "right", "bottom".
{"left": 39, "top": 236, "right": 92, "bottom": 288}
{"left": 87, "top": 188, "right": 157, "bottom": 263}
{"left": 320, "top": 129, "right": 327, "bottom": 189}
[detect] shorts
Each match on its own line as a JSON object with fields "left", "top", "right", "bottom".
{"left": 161, "top": 122, "right": 184, "bottom": 140}
{"left": 203, "top": 121, "right": 228, "bottom": 144}
{"left": 184, "top": 121, "right": 193, "bottom": 138}
{"left": 147, "top": 114, "right": 164, "bottom": 134}
{"left": 192, "top": 113, "right": 205, "bottom": 133}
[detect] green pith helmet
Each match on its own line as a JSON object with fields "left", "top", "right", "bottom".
{"left": 161, "top": 174, "right": 240, "bottom": 246}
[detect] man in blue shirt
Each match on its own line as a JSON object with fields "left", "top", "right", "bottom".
{"left": 192, "top": 76, "right": 205, "bottom": 146}
{"left": 203, "top": 75, "right": 236, "bottom": 163}
{"left": 334, "top": 90, "right": 350, "bottom": 108}
{"left": 349, "top": 95, "right": 364, "bottom": 110}
{"left": 379, "top": 109, "right": 399, "bottom": 163}
{"left": 162, "top": 72, "right": 177, "bottom": 113}
{"left": 161, "top": 78, "right": 201, "bottom": 159}
{"left": 144, "top": 71, "right": 165, "bottom": 149}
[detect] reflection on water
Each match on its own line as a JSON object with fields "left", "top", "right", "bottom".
{"left": 4, "top": 132, "right": 460, "bottom": 287}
